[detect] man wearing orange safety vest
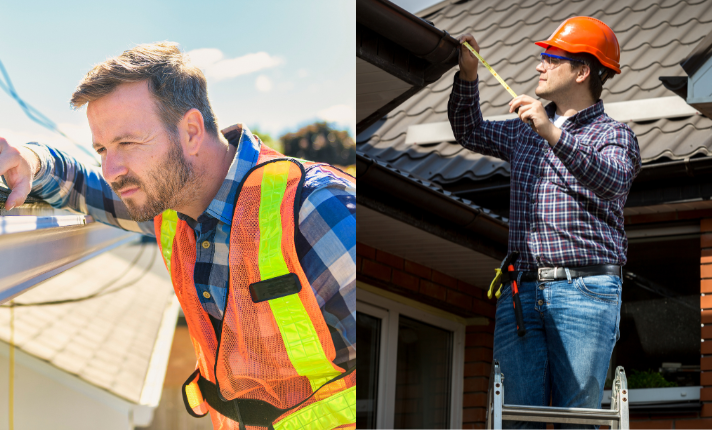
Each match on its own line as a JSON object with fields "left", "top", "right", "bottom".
{"left": 450, "top": 17, "right": 641, "bottom": 427}
{"left": 0, "top": 42, "right": 355, "bottom": 430}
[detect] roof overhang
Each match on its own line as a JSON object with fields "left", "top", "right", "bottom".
{"left": 356, "top": 0, "right": 459, "bottom": 135}
{"left": 357, "top": 153, "right": 509, "bottom": 259}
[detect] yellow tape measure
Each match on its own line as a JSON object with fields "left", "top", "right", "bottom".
{"left": 462, "top": 41, "right": 518, "bottom": 98}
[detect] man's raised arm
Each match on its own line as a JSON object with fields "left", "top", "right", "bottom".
{"left": 447, "top": 33, "right": 524, "bottom": 163}
{"left": 0, "top": 138, "right": 154, "bottom": 236}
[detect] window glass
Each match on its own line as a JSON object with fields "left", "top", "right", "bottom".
{"left": 394, "top": 315, "right": 452, "bottom": 429}
{"left": 356, "top": 312, "right": 381, "bottom": 429}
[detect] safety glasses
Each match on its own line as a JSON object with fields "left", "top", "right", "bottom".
{"left": 539, "top": 53, "right": 586, "bottom": 70}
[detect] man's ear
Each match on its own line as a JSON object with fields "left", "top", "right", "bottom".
{"left": 181, "top": 109, "right": 205, "bottom": 156}
{"left": 576, "top": 64, "right": 591, "bottom": 84}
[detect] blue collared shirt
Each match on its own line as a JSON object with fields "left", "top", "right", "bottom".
{"left": 27, "top": 125, "right": 356, "bottom": 364}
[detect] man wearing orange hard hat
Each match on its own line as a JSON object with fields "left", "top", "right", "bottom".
{"left": 449, "top": 16, "right": 641, "bottom": 427}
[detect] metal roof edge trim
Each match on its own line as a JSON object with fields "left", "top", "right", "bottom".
{"left": 0, "top": 225, "right": 138, "bottom": 304}
{"left": 357, "top": 153, "right": 509, "bottom": 228}
{"left": 0, "top": 215, "right": 86, "bottom": 235}
{"left": 405, "top": 97, "right": 699, "bottom": 146}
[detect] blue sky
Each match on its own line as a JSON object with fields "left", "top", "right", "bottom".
{"left": 0, "top": 0, "right": 354, "bottom": 163}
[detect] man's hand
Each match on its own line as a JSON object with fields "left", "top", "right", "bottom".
{"left": 0, "top": 138, "right": 40, "bottom": 210}
{"left": 457, "top": 34, "right": 479, "bottom": 82}
{"left": 509, "top": 95, "right": 562, "bottom": 146}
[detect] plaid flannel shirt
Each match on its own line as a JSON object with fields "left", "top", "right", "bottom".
{"left": 448, "top": 74, "right": 641, "bottom": 271}
{"left": 26, "top": 125, "right": 356, "bottom": 364}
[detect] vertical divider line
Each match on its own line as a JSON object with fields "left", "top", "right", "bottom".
{"left": 9, "top": 301, "right": 14, "bottom": 430}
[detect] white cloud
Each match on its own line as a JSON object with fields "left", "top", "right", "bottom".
{"left": 317, "top": 104, "right": 355, "bottom": 132}
{"left": 297, "top": 69, "right": 309, "bottom": 78}
{"left": 255, "top": 75, "right": 273, "bottom": 92}
{"left": 187, "top": 48, "right": 284, "bottom": 82}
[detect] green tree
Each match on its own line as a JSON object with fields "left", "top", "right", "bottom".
{"left": 280, "top": 122, "right": 355, "bottom": 167}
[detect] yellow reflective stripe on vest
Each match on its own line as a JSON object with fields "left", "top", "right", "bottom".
{"left": 258, "top": 162, "right": 291, "bottom": 279}
{"left": 274, "top": 386, "right": 355, "bottom": 430}
{"left": 258, "top": 161, "right": 341, "bottom": 392}
{"left": 160, "top": 209, "right": 179, "bottom": 272}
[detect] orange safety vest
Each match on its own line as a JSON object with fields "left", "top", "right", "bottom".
{"left": 154, "top": 144, "right": 356, "bottom": 430}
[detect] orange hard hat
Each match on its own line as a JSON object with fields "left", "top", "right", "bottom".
{"left": 535, "top": 16, "right": 621, "bottom": 74}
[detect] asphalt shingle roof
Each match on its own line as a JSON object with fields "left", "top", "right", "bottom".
{"left": 0, "top": 240, "right": 175, "bottom": 403}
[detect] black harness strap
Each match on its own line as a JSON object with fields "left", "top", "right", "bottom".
{"left": 195, "top": 366, "right": 356, "bottom": 427}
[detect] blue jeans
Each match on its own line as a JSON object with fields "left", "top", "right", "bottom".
{"left": 493, "top": 274, "right": 622, "bottom": 429}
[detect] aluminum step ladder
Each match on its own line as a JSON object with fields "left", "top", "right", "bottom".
{"left": 486, "top": 360, "right": 629, "bottom": 429}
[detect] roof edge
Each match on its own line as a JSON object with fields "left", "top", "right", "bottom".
{"left": 356, "top": 0, "right": 459, "bottom": 66}
{"left": 357, "top": 153, "right": 509, "bottom": 246}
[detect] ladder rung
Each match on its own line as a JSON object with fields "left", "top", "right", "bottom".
{"left": 502, "top": 405, "right": 621, "bottom": 425}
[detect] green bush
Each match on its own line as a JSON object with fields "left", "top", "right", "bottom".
{"left": 625, "top": 370, "right": 677, "bottom": 389}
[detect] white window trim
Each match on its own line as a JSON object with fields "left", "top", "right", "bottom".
{"left": 357, "top": 286, "right": 465, "bottom": 429}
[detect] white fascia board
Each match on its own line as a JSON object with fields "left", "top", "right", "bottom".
{"left": 0, "top": 222, "right": 137, "bottom": 303}
{"left": 138, "top": 295, "right": 180, "bottom": 408}
{"left": 405, "top": 96, "right": 699, "bottom": 145}
{"left": 605, "top": 96, "right": 699, "bottom": 122}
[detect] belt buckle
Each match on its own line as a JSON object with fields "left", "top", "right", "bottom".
{"left": 537, "top": 267, "right": 556, "bottom": 282}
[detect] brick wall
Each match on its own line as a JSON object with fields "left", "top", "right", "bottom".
{"left": 357, "top": 242, "right": 495, "bottom": 428}
{"left": 619, "top": 218, "right": 712, "bottom": 429}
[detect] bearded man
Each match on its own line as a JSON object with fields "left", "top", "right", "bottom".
{"left": 0, "top": 42, "right": 355, "bottom": 430}
{"left": 449, "top": 17, "right": 641, "bottom": 428}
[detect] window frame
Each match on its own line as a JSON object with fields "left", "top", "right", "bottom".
{"left": 357, "top": 286, "right": 465, "bottom": 429}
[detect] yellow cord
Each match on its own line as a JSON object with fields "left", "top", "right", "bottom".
{"left": 9, "top": 301, "right": 14, "bottom": 430}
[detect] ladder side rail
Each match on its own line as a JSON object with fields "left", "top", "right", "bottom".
{"left": 616, "top": 366, "right": 629, "bottom": 430}
{"left": 492, "top": 361, "right": 503, "bottom": 429}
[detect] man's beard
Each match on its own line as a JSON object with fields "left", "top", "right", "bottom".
{"left": 110, "top": 136, "right": 195, "bottom": 222}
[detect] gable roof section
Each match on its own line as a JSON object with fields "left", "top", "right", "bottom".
{"left": 357, "top": 0, "right": 712, "bottom": 186}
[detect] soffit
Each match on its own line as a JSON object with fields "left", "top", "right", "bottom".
{"left": 358, "top": 204, "right": 500, "bottom": 289}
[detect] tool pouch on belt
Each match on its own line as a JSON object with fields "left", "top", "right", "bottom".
{"left": 487, "top": 251, "right": 520, "bottom": 300}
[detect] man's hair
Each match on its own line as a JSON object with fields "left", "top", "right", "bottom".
{"left": 566, "top": 51, "right": 614, "bottom": 101}
{"left": 70, "top": 42, "right": 218, "bottom": 137}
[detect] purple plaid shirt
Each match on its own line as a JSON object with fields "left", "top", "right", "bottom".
{"left": 448, "top": 74, "right": 641, "bottom": 271}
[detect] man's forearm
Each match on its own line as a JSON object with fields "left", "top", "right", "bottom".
{"left": 27, "top": 142, "right": 154, "bottom": 236}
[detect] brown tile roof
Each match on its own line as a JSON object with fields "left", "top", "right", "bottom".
{"left": 358, "top": 0, "right": 712, "bottom": 185}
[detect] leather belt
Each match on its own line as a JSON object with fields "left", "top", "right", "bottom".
{"left": 519, "top": 264, "right": 622, "bottom": 282}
